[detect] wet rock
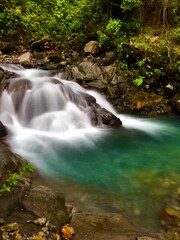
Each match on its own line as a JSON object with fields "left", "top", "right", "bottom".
{"left": 97, "top": 107, "right": 122, "bottom": 127}
{"left": 0, "top": 122, "right": 8, "bottom": 139}
{"left": 84, "top": 41, "right": 99, "bottom": 55}
{"left": 23, "top": 185, "right": 70, "bottom": 228}
{"left": 0, "top": 70, "right": 4, "bottom": 82}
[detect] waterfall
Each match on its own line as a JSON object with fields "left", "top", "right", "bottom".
{"left": 0, "top": 64, "right": 169, "bottom": 172}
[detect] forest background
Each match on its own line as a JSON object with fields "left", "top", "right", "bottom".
{"left": 0, "top": 0, "right": 179, "bottom": 86}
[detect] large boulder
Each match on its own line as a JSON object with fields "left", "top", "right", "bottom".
{"left": 22, "top": 185, "right": 69, "bottom": 228}
{"left": 0, "top": 143, "right": 30, "bottom": 219}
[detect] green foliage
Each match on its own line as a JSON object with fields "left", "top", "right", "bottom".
{"left": 97, "top": 18, "right": 125, "bottom": 49}
{"left": 19, "top": 163, "right": 35, "bottom": 176}
{"left": 120, "top": 0, "right": 143, "bottom": 11}
{"left": 0, "top": 184, "right": 11, "bottom": 193}
{"left": 133, "top": 76, "right": 144, "bottom": 86}
{"left": 0, "top": 0, "right": 104, "bottom": 45}
{"left": 0, "top": 163, "right": 35, "bottom": 193}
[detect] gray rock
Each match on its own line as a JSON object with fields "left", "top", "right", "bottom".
{"left": 79, "top": 60, "right": 102, "bottom": 81}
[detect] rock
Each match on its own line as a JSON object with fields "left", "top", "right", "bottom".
{"left": 79, "top": 60, "right": 102, "bottom": 81}
{"left": 48, "top": 54, "right": 62, "bottom": 63}
{"left": 86, "top": 79, "right": 107, "bottom": 93}
{"left": 0, "top": 122, "right": 8, "bottom": 139}
{"left": 23, "top": 185, "right": 69, "bottom": 228}
{"left": 30, "top": 37, "right": 50, "bottom": 52}
{"left": 102, "top": 65, "right": 116, "bottom": 81}
{"left": 101, "top": 51, "right": 115, "bottom": 66}
{"left": 165, "top": 83, "right": 174, "bottom": 92}
{"left": 18, "top": 52, "right": 31, "bottom": 63}
{"left": 172, "top": 92, "right": 180, "bottom": 113}
{"left": 84, "top": 41, "right": 99, "bottom": 55}
{"left": 0, "top": 143, "right": 31, "bottom": 219}
{"left": 97, "top": 107, "right": 122, "bottom": 127}
{"left": 0, "top": 70, "right": 4, "bottom": 82}
{"left": 0, "top": 143, "right": 24, "bottom": 181}
{"left": 71, "top": 66, "right": 84, "bottom": 81}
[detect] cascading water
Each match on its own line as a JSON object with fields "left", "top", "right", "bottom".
{"left": 0, "top": 64, "right": 179, "bottom": 230}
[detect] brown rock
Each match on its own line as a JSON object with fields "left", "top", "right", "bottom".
{"left": 23, "top": 185, "right": 69, "bottom": 228}
{"left": 84, "top": 41, "right": 99, "bottom": 55}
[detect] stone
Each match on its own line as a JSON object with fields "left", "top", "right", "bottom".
{"left": 0, "top": 122, "right": 8, "bottom": 139}
{"left": 78, "top": 61, "right": 102, "bottom": 81}
{"left": 23, "top": 185, "right": 69, "bottom": 228}
{"left": 48, "top": 54, "right": 62, "bottom": 63}
{"left": 97, "top": 107, "right": 122, "bottom": 127}
{"left": 18, "top": 52, "right": 31, "bottom": 63}
{"left": 86, "top": 79, "right": 107, "bottom": 93}
{"left": 102, "top": 65, "right": 116, "bottom": 79}
{"left": 84, "top": 41, "right": 99, "bottom": 54}
{"left": 101, "top": 51, "right": 115, "bottom": 66}
{"left": 71, "top": 66, "right": 84, "bottom": 81}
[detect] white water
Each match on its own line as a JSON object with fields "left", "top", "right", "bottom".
{"left": 0, "top": 64, "right": 169, "bottom": 170}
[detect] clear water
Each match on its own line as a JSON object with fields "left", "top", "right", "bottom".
{"left": 0, "top": 64, "right": 179, "bottom": 230}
